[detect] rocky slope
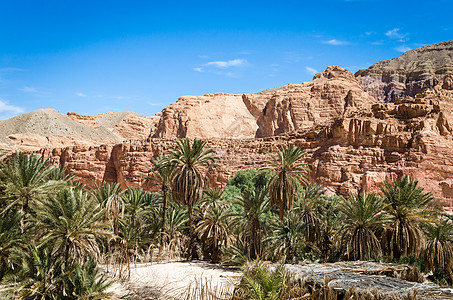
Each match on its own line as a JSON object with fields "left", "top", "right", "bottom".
{"left": 0, "top": 109, "right": 157, "bottom": 152}
{"left": 36, "top": 68, "right": 453, "bottom": 207}
{"left": 356, "top": 40, "right": 453, "bottom": 102}
{"left": 4, "top": 41, "right": 453, "bottom": 207}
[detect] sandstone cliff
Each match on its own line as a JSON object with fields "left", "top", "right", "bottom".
{"left": 67, "top": 110, "right": 159, "bottom": 140}
{"left": 356, "top": 40, "right": 453, "bottom": 102}
{"left": 5, "top": 41, "right": 453, "bottom": 208}
{"left": 151, "top": 93, "right": 257, "bottom": 139}
{"left": 38, "top": 74, "right": 453, "bottom": 208}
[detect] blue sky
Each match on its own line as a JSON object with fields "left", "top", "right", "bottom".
{"left": 0, "top": 0, "right": 451, "bottom": 119}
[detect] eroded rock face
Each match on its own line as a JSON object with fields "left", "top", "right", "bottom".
{"left": 244, "top": 66, "right": 375, "bottom": 137}
{"left": 151, "top": 93, "right": 258, "bottom": 139}
{"left": 68, "top": 111, "right": 159, "bottom": 140}
{"left": 38, "top": 81, "right": 453, "bottom": 206}
{"left": 356, "top": 40, "right": 453, "bottom": 102}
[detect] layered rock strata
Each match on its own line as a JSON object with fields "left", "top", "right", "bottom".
{"left": 356, "top": 40, "right": 453, "bottom": 102}
{"left": 39, "top": 75, "right": 453, "bottom": 207}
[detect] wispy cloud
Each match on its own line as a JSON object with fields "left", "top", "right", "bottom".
{"left": 148, "top": 102, "right": 164, "bottom": 107}
{"left": 0, "top": 67, "right": 24, "bottom": 73}
{"left": 193, "top": 58, "right": 249, "bottom": 77}
{"left": 19, "top": 86, "right": 49, "bottom": 95}
{"left": 395, "top": 45, "right": 412, "bottom": 53}
{"left": 204, "top": 59, "right": 248, "bottom": 68}
{"left": 385, "top": 28, "right": 408, "bottom": 42}
{"left": 305, "top": 67, "right": 318, "bottom": 76}
{"left": 322, "top": 39, "right": 349, "bottom": 46}
{"left": 20, "top": 86, "right": 39, "bottom": 93}
{"left": 76, "top": 92, "right": 87, "bottom": 97}
{"left": 0, "top": 99, "right": 24, "bottom": 119}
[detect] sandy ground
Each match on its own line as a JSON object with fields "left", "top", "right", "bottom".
{"left": 106, "top": 261, "right": 241, "bottom": 299}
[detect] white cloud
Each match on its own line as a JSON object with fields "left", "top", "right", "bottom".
{"left": 395, "top": 45, "right": 412, "bottom": 53}
{"left": 193, "top": 58, "right": 250, "bottom": 77}
{"left": 20, "top": 86, "right": 39, "bottom": 93}
{"left": 0, "top": 99, "right": 24, "bottom": 117}
{"left": 76, "top": 92, "right": 87, "bottom": 97}
{"left": 322, "top": 39, "right": 349, "bottom": 46}
{"left": 385, "top": 28, "right": 408, "bottom": 41}
{"left": 305, "top": 67, "right": 318, "bottom": 76}
{"left": 148, "top": 102, "right": 164, "bottom": 107}
{"left": 204, "top": 59, "right": 248, "bottom": 68}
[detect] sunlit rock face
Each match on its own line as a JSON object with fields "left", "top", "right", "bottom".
{"left": 356, "top": 40, "right": 453, "bottom": 102}
{"left": 5, "top": 41, "right": 453, "bottom": 208}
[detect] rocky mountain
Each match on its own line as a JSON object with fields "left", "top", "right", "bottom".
{"left": 356, "top": 40, "right": 453, "bottom": 102}
{"left": 3, "top": 41, "right": 453, "bottom": 207}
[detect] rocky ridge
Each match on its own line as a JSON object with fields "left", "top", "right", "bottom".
{"left": 37, "top": 69, "right": 453, "bottom": 207}
{"left": 3, "top": 41, "right": 453, "bottom": 206}
{"left": 0, "top": 109, "right": 157, "bottom": 152}
{"left": 356, "top": 40, "right": 453, "bottom": 102}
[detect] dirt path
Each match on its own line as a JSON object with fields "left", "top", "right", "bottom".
{"left": 106, "top": 261, "right": 240, "bottom": 299}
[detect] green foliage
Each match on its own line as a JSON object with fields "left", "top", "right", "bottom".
{"left": 381, "top": 175, "right": 436, "bottom": 259}
{"left": 233, "top": 260, "right": 294, "bottom": 300}
{"left": 262, "top": 146, "right": 309, "bottom": 220}
{"left": 337, "top": 191, "right": 388, "bottom": 260}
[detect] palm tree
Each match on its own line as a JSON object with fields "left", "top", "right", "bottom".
{"left": 337, "top": 191, "right": 388, "bottom": 260}
{"left": 261, "top": 146, "right": 309, "bottom": 220}
{"left": 66, "top": 258, "right": 112, "bottom": 300}
{"left": 145, "top": 155, "right": 175, "bottom": 245}
{"left": 91, "top": 181, "right": 122, "bottom": 207}
{"left": 267, "top": 211, "right": 304, "bottom": 261}
{"left": 165, "top": 138, "right": 218, "bottom": 259}
{"left": 122, "top": 186, "right": 151, "bottom": 229}
{"left": 0, "top": 210, "right": 23, "bottom": 281}
{"left": 196, "top": 204, "right": 231, "bottom": 263}
{"left": 294, "top": 183, "right": 326, "bottom": 244}
{"left": 423, "top": 219, "right": 453, "bottom": 283}
{"left": 201, "top": 187, "right": 224, "bottom": 210}
{"left": 0, "top": 152, "right": 64, "bottom": 218}
{"left": 230, "top": 188, "right": 269, "bottom": 260}
{"left": 381, "top": 175, "right": 436, "bottom": 259}
{"left": 36, "top": 188, "right": 112, "bottom": 263}
{"left": 4, "top": 243, "right": 65, "bottom": 299}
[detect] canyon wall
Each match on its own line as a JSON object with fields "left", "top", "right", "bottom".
{"left": 3, "top": 40, "right": 453, "bottom": 207}
{"left": 39, "top": 74, "right": 453, "bottom": 207}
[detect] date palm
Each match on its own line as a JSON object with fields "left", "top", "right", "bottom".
{"left": 230, "top": 188, "right": 270, "bottom": 260}
{"left": 381, "top": 175, "right": 435, "bottom": 259}
{"left": 91, "top": 181, "right": 122, "bottom": 207}
{"left": 423, "top": 219, "right": 453, "bottom": 283}
{"left": 196, "top": 204, "right": 231, "bottom": 263}
{"left": 262, "top": 146, "right": 309, "bottom": 220}
{"left": 0, "top": 210, "right": 23, "bottom": 281}
{"left": 267, "top": 211, "right": 304, "bottom": 261}
{"left": 294, "top": 183, "right": 326, "bottom": 244}
{"left": 0, "top": 152, "right": 64, "bottom": 218}
{"left": 337, "top": 191, "right": 388, "bottom": 260}
{"left": 145, "top": 155, "right": 176, "bottom": 245}
{"left": 165, "top": 138, "right": 218, "bottom": 259}
{"left": 36, "top": 188, "right": 112, "bottom": 263}
{"left": 3, "top": 243, "right": 65, "bottom": 299}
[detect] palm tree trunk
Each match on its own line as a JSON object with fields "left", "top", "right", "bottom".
{"left": 161, "top": 187, "right": 168, "bottom": 245}
{"left": 188, "top": 201, "right": 198, "bottom": 259}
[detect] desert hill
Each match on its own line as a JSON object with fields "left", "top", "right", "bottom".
{"left": 0, "top": 109, "right": 157, "bottom": 152}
